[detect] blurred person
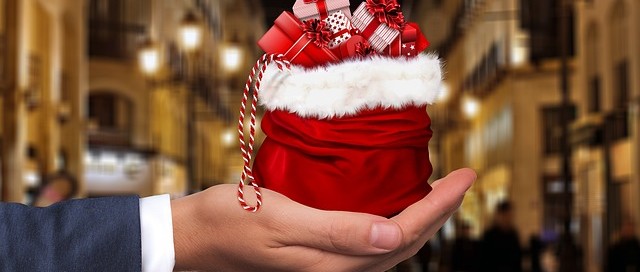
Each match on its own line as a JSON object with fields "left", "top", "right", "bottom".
{"left": 479, "top": 201, "right": 523, "bottom": 272}
{"left": 450, "top": 221, "right": 479, "bottom": 272}
{"left": 540, "top": 246, "right": 559, "bottom": 272}
{"left": 0, "top": 169, "right": 476, "bottom": 271}
{"left": 32, "top": 171, "right": 79, "bottom": 207}
{"left": 529, "top": 234, "right": 544, "bottom": 272}
{"left": 607, "top": 219, "right": 640, "bottom": 272}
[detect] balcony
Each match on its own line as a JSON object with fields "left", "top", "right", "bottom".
{"left": 87, "top": 128, "right": 131, "bottom": 148}
{"left": 570, "top": 109, "right": 629, "bottom": 148}
{"left": 89, "top": 21, "right": 146, "bottom": 60}
{"left": 570, "top": 114, "right": 604, "bottom": 148}
{"left": 606, "top": 109, "right": 629, "bottom": 142}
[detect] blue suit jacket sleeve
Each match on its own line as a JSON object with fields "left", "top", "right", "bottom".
{"left": 0, "top": 196, "right": 141, "bottom": 272}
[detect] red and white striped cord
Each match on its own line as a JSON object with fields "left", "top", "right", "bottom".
{"left": 237, "top": 54, "right": 291, "bottom": 212}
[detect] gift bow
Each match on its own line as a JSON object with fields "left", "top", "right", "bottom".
{"left": 303, "top": 19, "right": 332, "bottom": 48}
{"left": 355, "top": 41, "right": 377, "bottom": 57}
{"left": 303, "top": 0, "right": 320, "bottom": 3}
{"left": 365, "top": 0, "right": 405, "bottom": 30}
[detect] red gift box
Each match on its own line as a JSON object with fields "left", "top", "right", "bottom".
{"left": 293, "top": 0, "right": 351, "bottom": 21}
{"left": 385, "top": 22, "right": 430, "bottom": 57}
{"left": 333, "top": 34, "right": 367, "bottom": 59}
{"left": 333, "top": 35, "right": 381, "bottom": 59}
{"left": 258, "top": 12, "right": 339, "bottom": 67}
{"left": 351, "top": 0, "right": 404, "bottom": 53}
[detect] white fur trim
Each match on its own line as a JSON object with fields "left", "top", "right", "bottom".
{"left": 260, "top": 53, "right": 442, "bottom": 119}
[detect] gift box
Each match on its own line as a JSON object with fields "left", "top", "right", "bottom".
{"left": 385, "top": 22, "right": 430, "bottom": 57}
{"left": 293, "top": 0, "right": 351, "bottom": 22}
{"left": 333, "top": 34, "right": 366, "bottom": 59}
{"left": 258, "top": 12, "right": 339, "bottom": 67}
{"left": 249, "top": 53, "right": 443, "bottom": 217}
{"left": 351, "top": 0, "right": 405, "bottom": 53}
{"left": 324, "top": 11, "right": 353, "bottom": 49}
{"left": 333, "top": 35, "right": 378, "bottom": 59}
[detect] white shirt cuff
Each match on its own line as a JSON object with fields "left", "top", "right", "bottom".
{"left": 139, "top": 195, "right": 175, "bottom": 272}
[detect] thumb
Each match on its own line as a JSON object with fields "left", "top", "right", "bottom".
{"left": 393, "top": 168, "right": 476, "bottom": 243}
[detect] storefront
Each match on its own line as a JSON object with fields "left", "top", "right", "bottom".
{"left": 84, "top": 148, "right": 188, "bottom": 198}
{"left": 84, "top": 148, "right": 153, "bottom": 197}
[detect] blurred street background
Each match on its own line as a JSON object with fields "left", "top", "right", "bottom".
{"left": 0, "top": 0, "right": 639, "bottom": 271}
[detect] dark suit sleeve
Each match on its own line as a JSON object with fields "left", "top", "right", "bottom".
{"left": 0, "top": 196, "right": 141, "bottom": 272}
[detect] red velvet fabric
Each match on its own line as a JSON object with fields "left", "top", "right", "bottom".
{"left": 253, "top": 106, "right": 433, "bottom": 217}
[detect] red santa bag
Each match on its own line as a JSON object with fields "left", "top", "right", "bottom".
{"left": 236, "top": 54, "right": 442, "bottom": 217}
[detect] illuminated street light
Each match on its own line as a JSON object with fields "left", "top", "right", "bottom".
{"left": 179, "top": 11, "right": 203, "bottom": 52}
{"left": 222, "top": 44, "right": 244, "bottom": 73}
{"left": 511, "top": 35, "right": 529, "bottom": 67}
{"left": 138, "top": 39, "right": 160, "bottom": 76}
{"left": 462, "top": 95, "right": 480, "bottom": 119}
{"left": 222, "top": 129, "right": 235, "bottom": 147}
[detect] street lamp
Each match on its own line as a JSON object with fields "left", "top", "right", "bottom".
{"left": 138, "top": 38, "right": 160, "bottom": 76}
{"left": 222, "top": 44, "right": 244, "bottom": 73}
{"left": 462, "top": 95, "right": 480, "bottom": 119}
{"left": 179, "top": 11, "right": 203, "bottom": 52}
{"left": 221, "top": 33, "right": 244, "bottom": 73}
{"left": 221, "top": 129, "right": 235, "bottom": 147}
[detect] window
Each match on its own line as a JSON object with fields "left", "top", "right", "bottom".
{"left": 585, "top": 23, "right": 601, "bottom": 113}
{"left": 614, "top": 61, "right": 630, "bottom": 109}
{"left": 609, "top": 1, "right": 630, "bottom": 109}
{"left": 89, "top": 93, "right": 117, "bottom": 128}
{"left": 588, "top": 77, "right": 601, "bottom": 113}
{"left": 87, "top": 92, "right": 133, "bottom": 146}
{"left": 520, "top": 0, "right": 575, "bottom": 62}
{"left": 88, "top": 0, "right": 150, "bottom": 59}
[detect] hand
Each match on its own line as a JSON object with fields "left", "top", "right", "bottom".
{"left": 171, "top": 168, "right": 476, "bottom": 272}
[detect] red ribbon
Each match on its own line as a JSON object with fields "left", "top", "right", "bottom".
{"left": 302, "top": 19, "right": 332, "bottom": 48}
{"left": 284, "top": 36, "right": 313, "bottom": 61}
{"left": 361, "top": 18, "right": 381, "bottom": 39}
{"left": 330, "top": 28, "right": 349, "bottom": 40}
{"left": 365, "top": 0, "right": 405, "bottom": 30}
{"left": 303, "top": 0, "right": 329, "bottom": 20}
{"left": 284, "top": 19, "right": 332, "bottom": 61}
{"left": 330, "top": 24, "right": 360, "bottom": 41}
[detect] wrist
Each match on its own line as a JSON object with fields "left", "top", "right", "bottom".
{"left": 171, "top": 197, "right": 200, "bottom": 271}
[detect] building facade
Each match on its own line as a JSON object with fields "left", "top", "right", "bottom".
{"left": 1, "top": 0, "right": 87, "bottom": 202}
{"left": 0, "top": 0, "right": 264, "bottom": 202}
{"left": 572, "top": 0, "right": 640, "bottom": 270}
{"left": 421, "top": 0, "right": 579, "bottom": 245}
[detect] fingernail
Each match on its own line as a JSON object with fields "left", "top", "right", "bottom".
{"left": 370, "top": 222, "right": 401, "bottom": 250}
